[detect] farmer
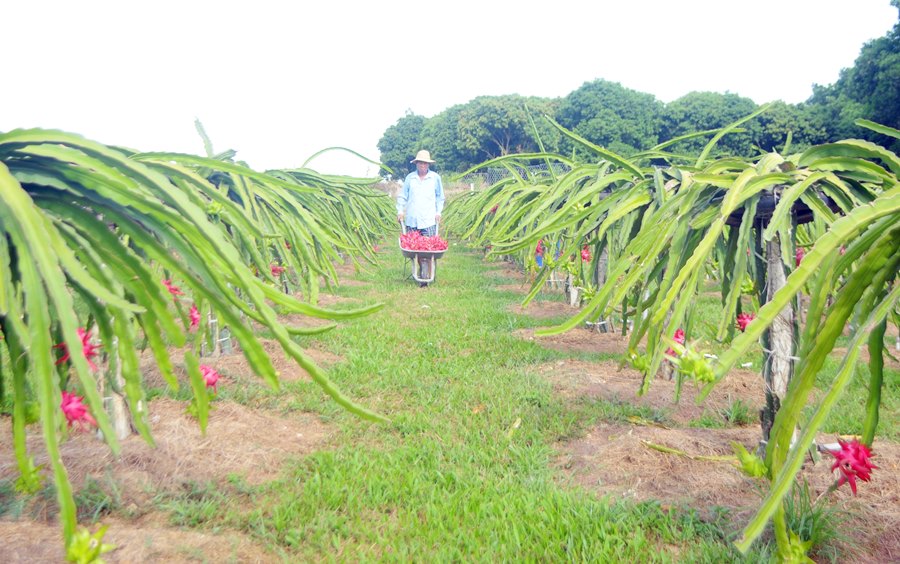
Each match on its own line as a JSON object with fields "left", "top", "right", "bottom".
{"left": 397, "top": 149, "right": 445, "bottom": 287}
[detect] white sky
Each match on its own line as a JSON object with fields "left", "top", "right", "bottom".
{"left": 3, "top": 0, "right": 896, "bottom": 177}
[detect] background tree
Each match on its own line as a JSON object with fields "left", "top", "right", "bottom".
{"left": 660, "top": 91, "right": 759, "bottom": 156}
{"left": 379, "top": 7, "right": 898, "bottom": 171}
{"left": 418, "top": 104, "right": 472, "bottom": 174}
{"left": 807, "top": 7, "right": 900, "bottom": 150}
{"left": 388, "top": 97, "right": 559, "bottom": 175}
{"left": 456, "top": 95, "right": 559, "bottom": 163}
{"left": 376, "top": 111, "right": 426, "bottom": 180}
{"left": 749, "top": 101, "right": 828, "bottom": 154}
{"left": 556, "top": 79, "right": 664, "bottom": 157}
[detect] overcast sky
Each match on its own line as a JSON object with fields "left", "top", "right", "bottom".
{"left": 3, "top": 1, "right": 896, "bottom": 177}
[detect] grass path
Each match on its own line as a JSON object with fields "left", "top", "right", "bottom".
{"left": 200, "top": 245, "right": 767, "bottom": 562}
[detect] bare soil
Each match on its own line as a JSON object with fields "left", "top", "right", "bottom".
{"left": 515, "top": 285, "right": 900, "bottom": 562}
{"left": 556, "top": 423, "right": 763, "bottom": 514}
{"left": 0, "top": 398, "right": 329, "bottom": 562}
{"left": 0, "top": 277, "right": 356, "bottom": 562}
{"left": 0, "top": 517, "right": 280, "bottom": 563}
{"left": 516, "top": 326, "right": 634, "bottom": 356}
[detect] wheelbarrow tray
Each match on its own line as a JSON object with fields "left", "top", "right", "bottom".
{"left": 399, "top": 245, "right": 446, "bottom": 260}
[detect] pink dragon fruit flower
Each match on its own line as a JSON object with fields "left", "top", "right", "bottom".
{"left": 54, "top": 328, "right": 101, "bottom": 371}
{"left": 60, "top": 391, "right": 97, "bottom": 430}
{"left": 736, "top": 312, "right": 755, "bottom": 332}
{"left": 665, "top": 328, "right": 685, "bottom": 358}
{"left": 200, "top": 365, "right": 221, "bottom": 394}
{"left": 828, "top": 438, "right": 877, "bottom": 495}
{"left": 163, "top": 279, "right": 184, "bottom": 296}
{"left": 581, "top": 245, "right": 591, "bottom": 262}
{"left": 189, "top": 304, "right": 201, "bottom": 330}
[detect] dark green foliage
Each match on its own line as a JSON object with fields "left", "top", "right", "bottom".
{"left": 661, "top": 91, "right": 759, "bottom": 156}
{"left": 456, "top": 95, "right": 560, "bottom": 162}
{"left": 379, "top": 95, "right": 559, "bottom": 175}
{"left": 376, "top": 112, "right": 427, "bottom": 180}
{"left": 378, "top": 12, "right": 900, "bottom": 170}
{"left": 807, "top": 16, "right": 900, "bottom": 151}
{"left": 557, "top": 79, "right": 664, "bottom": 157}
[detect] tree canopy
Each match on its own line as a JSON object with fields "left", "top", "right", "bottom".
{"left": 557, "top": 79, "right": 663, "bottom": 157}
{"left": 807, "top": 14, "right": 900, "bottom": 151}
{"left": 376, "top": 111, "right": 426, "bottom": 181}
{"left": 377, "top": 9, "right": 900, "bottom": 175}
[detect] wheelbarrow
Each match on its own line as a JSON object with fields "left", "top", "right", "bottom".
{"left": 399, "top": 224, "right": 446, "bottom": 285}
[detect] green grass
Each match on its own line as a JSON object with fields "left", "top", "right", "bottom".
{"left": 155, "top": 481, "right": 232, "bottom": 529}
{"left": 688, "top": 411, "right": 729, "bottom": 429}
{"left": 811, "top": 358, "right": 900, "bottom": 441}
{"left": 689, "top": 399, "right": 756, "bottom": 429}
{"left": 143, "top": 244, "right": 768, "bottom": 561}
{"left": 783, "top": 479, "right": 858, "bottom": 563}
{"left": 74, "top": 474, "right": 121, "bottom": 523}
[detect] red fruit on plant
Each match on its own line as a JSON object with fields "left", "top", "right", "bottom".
{"left": 581, "top": 245, "right": 591, "bottom": 262}
{"left": 271, "top": 264, "right": 286, "bottom": 277}
{"left": 736, "top": 312, "right": 755, "bottom": 332}
{"left": 795, "top": 247, "right": 805, "bottom": 267}
{"left": 535, "top": 239, "right": 544, "bottom": 256}
{"left": 828, "top": 438, "right": 877, "bottom": 494}
{"left": 489, "top": 205, "right": 498, "bottom": 214}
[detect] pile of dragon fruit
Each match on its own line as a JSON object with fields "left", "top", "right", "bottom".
{"left": 400, "top": 230, "right": 448, "bottom": 251}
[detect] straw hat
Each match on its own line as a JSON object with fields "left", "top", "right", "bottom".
{"left": 410, "top": 150, "right": 435, "bottom": 164}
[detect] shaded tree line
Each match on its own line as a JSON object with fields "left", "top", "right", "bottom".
{"left": 378, "top": 6, "right": 899, "bottom": 177}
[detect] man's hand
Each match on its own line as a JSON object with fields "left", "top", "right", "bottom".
{"left": 435, "top": 214, "right": 441, "bottom": 223}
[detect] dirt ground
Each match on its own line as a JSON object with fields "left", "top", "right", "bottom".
{"left": 0, "top": 397, "right": 330, "bottom": 562}
{"left": 0, "top": 518, "right": 282, "bottom": 563}
{"left": 517, "top": 291, "right": 900, "bottom": 563}
{"left": 0, "top": 277, "right": 357, "bottom": 562}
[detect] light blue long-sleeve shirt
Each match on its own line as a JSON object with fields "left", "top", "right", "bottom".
{"left": 397, "top": 169, "right": 445, "bottom": 229}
